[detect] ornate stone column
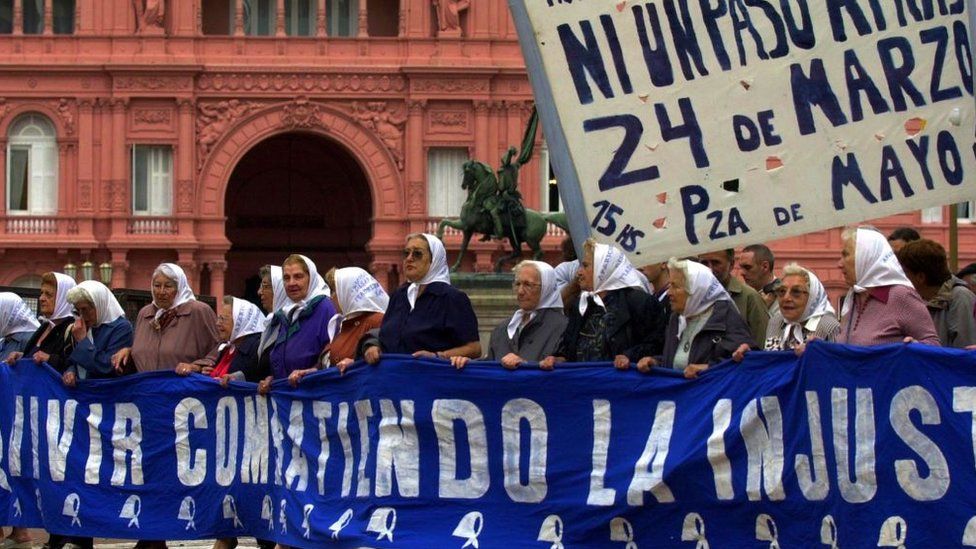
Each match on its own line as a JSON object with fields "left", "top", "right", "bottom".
{"left": 357, "top": 0, "right": 368, "bottom": 37}
{"left": 474, "top": 101, "right": 490, "bottom": 162}
{"left": 42, "top": 0, "right": 52, "bottom": 35}
{"left": 77, "top": 99, "right": 94, "bottom": 212}
{"left": 405, "top": 99, "right": 425, "bottom": 221}
{"left": 110, "top": 98, "right": 128, "bottom": 214}
{"left": 110, "top": 250, "right": 129, "bottom": 289}
{"left": 176, "top": 99, "right": 194, "bottom": 214}
{"left": 13, "top": 0, "right": 23, "bottom": 35}
{"left": 177, "top": 252, "right": 199, "bottom": 291}
{"left": 234, "top": 0, "right": 245, "bottom": 35}
{"left": 208, "top": 260, "right": 227, "bottom": 302}
{"left": 275, "top": 0, "right": 286, "bottom": 36}
{"left": 316, "top": 0, "right": 327, "bottom": 37}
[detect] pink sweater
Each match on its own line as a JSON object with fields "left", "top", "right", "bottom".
{"left": 838, "top": 285, "right": 941, "bottom": 346}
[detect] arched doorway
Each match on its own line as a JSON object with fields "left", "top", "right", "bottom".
{"left": 223, "top": 132, "right": 373, "bottom": 303}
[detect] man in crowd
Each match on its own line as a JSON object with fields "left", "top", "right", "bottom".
{"left": 640, "top": 260, "right": 671, "bottom": 318}
{"left": 738, "top": 244, "right": 781, "bottom": 317}
{"left": 887, "top": 226, "right": 921, "bottom": 253}
{"left": 698, "top": 249, "right": 767, "bottom": 345}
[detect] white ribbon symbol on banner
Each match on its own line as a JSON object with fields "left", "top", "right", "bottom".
{"left": 302, "top": 504, "right": 314, "bottom": 539}
{"left": 62, "top": 493, "right": 81, "bottom": 527}
{"left": 681, "top": 513, "right": 709, "bottom": 549}
{"left": 261, "top": 495, "right": 274, "bottom": 531}
{"left": 756, "top": 514, "right": 780, "bottom": 549}
{"left": 537, "top": 515, "right": 565, "bottom": 549}
{"left": 877, "top": 516, "right": 907, "bottom": 549}
{"left": 120, "top": 495, "right": 141, "bottom": 528}
{"left": 279, "top": 499, "right": 288, "bottom": 535}
{"left": 222, "top": 495, "right": 244, "bottom": 529}
{"left": 178, "top": 496, "right": 196, "bottom": 531}
{"left": 366, "top": 507, "right": 397, "bottom": 542}
{"left": 452, "top": 511, "right": 484, "bottom": 548}
{"left": 330, "top": 508, "right": 354, "bottom": 539}
{"left": 610, "top": 517, "right": 637, "bottom": 549}
{"left": 820, "top": 515, "right": 839, "bottom": 548}
{"left": 962, "top": 516, "right": 976, "bottom": 546}
{"left": 12, "top": 499, "right": 21, "bottom": 518}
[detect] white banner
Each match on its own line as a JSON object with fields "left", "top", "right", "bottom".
{"left": 510, "top": 0, "right": 976, "bottom": 262}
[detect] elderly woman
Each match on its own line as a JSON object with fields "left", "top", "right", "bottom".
{"left": 838, "top": 227, "right": 939, "bottom": 346}
{"left": 896, "top": 239, "right": 976, "bottom": 348}
{"left": 317, "top": 266, "right": 388, "bottom": 374}
{"left": 732, "top": 263, "right": 839, "bottom": 361}
{"left": 455, "top": 260, "right": 567, "bottom": 370}
{"left": 6, "top": 272, "right": 76, "bottom": 369}
{"left": 637, "top": 259, "right": 754, "bottom": 379}
{"left": 0, "top": 292, "right": 39, "bottom": 549}
{"left": 63, "top": 280, "right": 133, "bottom": 385}
{"left": 179, "top": 296, "right": 266, "bottom": 380}
{"left": 111, "top": 263, "right": 219, "bottom": 373}
{"left": 256, "top": 254, "right": 336, "bottom": 393}
{"left": 0, "top": 292, "right": 39, "bottom": 358}
{"left": 364, "top": 233, "right": 480, "bottom": 364}
{"left": 540, "top": 239, "right": 666, "bottom": 370}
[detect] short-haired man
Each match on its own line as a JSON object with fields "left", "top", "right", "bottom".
{"left": 698, "top": 249, "right": 767, "bottom": 346}
{"left": 887, "top": 226, "right": 921, "bottom": 253}
{"left": 738, "top": 244, "right": 781, "bottom": 317}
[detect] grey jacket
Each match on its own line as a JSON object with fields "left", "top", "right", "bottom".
{"left": 659, "top": 301, "right": 755, "bottom": 367}
{"left": 928, "top": 276, "right": 976, "bottom": 349}
{"left": 764, "top": 312, "right": 841, "bottom": 350}
{"left": 487, "top": 308, "right": 568, "bottom": 362}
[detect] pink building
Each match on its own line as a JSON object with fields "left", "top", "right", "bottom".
{"left": 0, "top": 0, "right": 971, "bottom": 303}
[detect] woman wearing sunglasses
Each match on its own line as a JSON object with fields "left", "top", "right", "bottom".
{"left": 363, "top": 233, "right": 480, "bottom": 365}
{"left": 733, "top": 263, "right": 841, "bottom": 361}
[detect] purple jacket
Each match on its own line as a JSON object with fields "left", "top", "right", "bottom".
{"left": 269, "top": 296, "right": 335, "bottom": 379}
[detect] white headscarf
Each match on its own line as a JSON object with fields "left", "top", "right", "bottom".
{"left": 44, "top": 272, "right": 77, "bottom": 322}
{"left": 670, "top": 259, "right": 732, "bottom": 338}
{"left": 229, "top": 297, "right": 266, "bottom": 342}
{"left": 840, "top": 228, "right": 914, "bottom": 317}
{"left": 152, "top": 263, "right": 196, "bottom": 320}
{"left": 327, "top": 267, "right": 389, "bottom": 339}
{"left": 780, "top": 267, "right": 835, "bottom": 346}
{"left": 0, "top": 292, "right": 39, "bottom": 337}
{"left": 407, "top": 233, "right": 452, "bottom": 310}
{"left": 67, "top": 281, "right": 126, "bottom": 327}
{"left": 507, "top": 261, "right": 562, "bottom": 339}
{"left": 281, "top": 255, "right": 331, "bottom": 320}
{"left": 579, "top": 242, "right": 649, "bottom": 316}
{"left": 554, "top": 260, "right": 579, "bottom": 291}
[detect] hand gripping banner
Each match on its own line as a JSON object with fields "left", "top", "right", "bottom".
{"left": 1, "top": 344, "right": 976, "bottom": 547}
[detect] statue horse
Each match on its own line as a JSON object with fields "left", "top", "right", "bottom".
{"left": 436, "top": 161, "right": 569, "bottom": 272}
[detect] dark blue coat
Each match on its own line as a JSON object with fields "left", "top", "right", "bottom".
{"left": 67, "top": 316, "right": 134, "bottom": 379}
{"left": 378, "top": 282, "right": 479, "bottom": 354}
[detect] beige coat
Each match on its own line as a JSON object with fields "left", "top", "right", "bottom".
{"left": 130, "top": 300, "right": 219, "bottom": 372}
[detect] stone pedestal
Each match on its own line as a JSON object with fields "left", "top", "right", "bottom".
{"left": 451, "top": 272, "right": 516, "bottom": 355}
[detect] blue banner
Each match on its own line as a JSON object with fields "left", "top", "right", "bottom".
{"left": 1, "top": 343, "right": 976, "bottom": 547}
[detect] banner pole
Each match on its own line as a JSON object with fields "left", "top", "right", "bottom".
{"left": 950, "top": 203, "right": 959, "bottom": 273}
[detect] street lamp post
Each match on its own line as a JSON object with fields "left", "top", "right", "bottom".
{"left": 99, "top": 262, "right": 113, "bottom": 286}
{"left": 63, "top": 262, "right": 77, "bottom": 280}
{"left": 81, "top": 261, "right": 94, "bottom": 282}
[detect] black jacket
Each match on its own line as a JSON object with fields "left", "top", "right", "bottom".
{"left": 555, "top": 287, "right": 667, "bottom": 362}
{"left": 24, "top": 318, "right": 75, "bottom": 374}
{"left": 659, "top": 300, "right": 756, "bottom": 367}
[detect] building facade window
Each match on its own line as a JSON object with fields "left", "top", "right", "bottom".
{"left": 7, "top": 114, "right": 58, "bottom": 215}
{"left": 132, "top": 145, "right": 173, "bottom": 216}
{"left": 244, "top": 0, "right": 275, "bottom": 36}
{"left": 23, "top": 0, "right": 41, "bottom": 34}
{"left": 285, "top": 0, "right": 315, "bottom": 36}
{"left": 538, "top": 141, "right": 561, "bottom": 213}
{"left": 0, "top": 1, "right": 12, "bottom": 34}
{"left": 958, "top": 202, "right": 975, "bottom": 221}
{"left": 328, "top": 0, "right": 358, "bottom": 37}
{"left": 427, "top": 147, "right": 468, "bottom": 217}
{"left": 52, "top": 0, "right": 75, "bottom": 34}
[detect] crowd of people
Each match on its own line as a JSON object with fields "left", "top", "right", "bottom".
{"left": 0, "top": 225, "right": 973, "bottom": 549}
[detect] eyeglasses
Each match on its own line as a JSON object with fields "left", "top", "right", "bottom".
{"left": 774, "top": 287, "right": 810, "bottom": 299}
{"left": 402, "top": 249, "right": 426, "bottom": 260}
{"left": 259, "top": 282, "right": 271, "bottom": 290}
{"left": 512, "top": 281, "right": 541, "bottom": 290}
